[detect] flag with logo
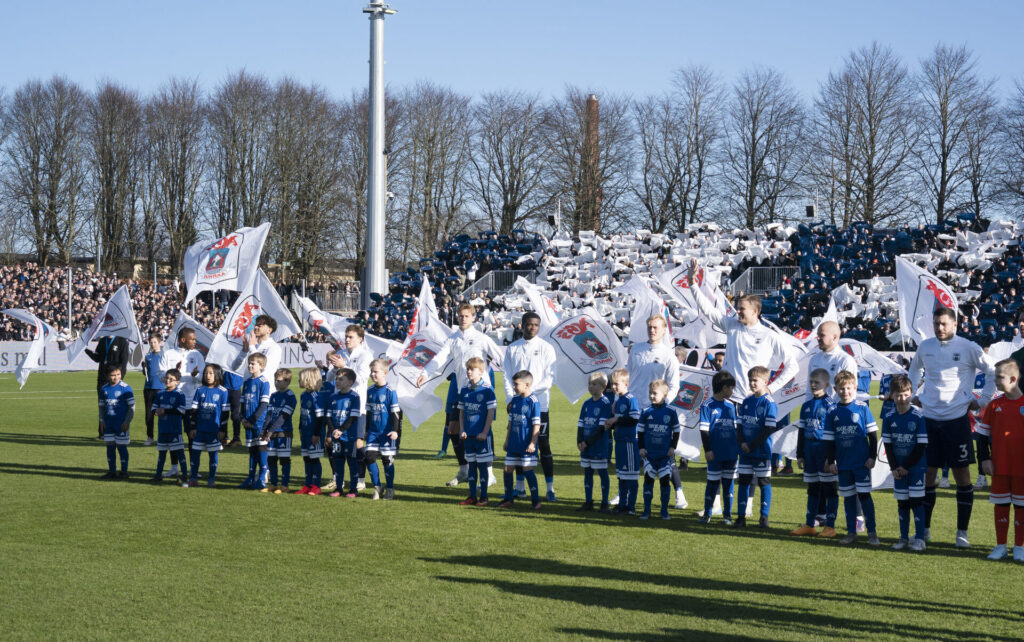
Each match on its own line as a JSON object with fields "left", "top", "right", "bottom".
{"left": 182, "top": 222, "right": 271, "bottom": 304}
{"left": 2, "top": 309, "right": 54, "bottom": 388}
{"left": 65, "top": 285, "right": 143, "bottom": 364}
{"left": 293, "top": 294, "right": 347, "bottom": 346}
{"left": 205, "top": 269, "right": 301, "bottom": 373}
{"left": 659, "top": 263, "right": 730, "bottom": 348}
{"left": 546, "top": 308, "right": 628, "bottom": 403}
{"left": 515, "top": 276, "right": 562, "bottom": 329}
{"left": 895, "top": 256, "right": 957, "bottom": 345}
{"left": 613, "top": 275, "right": 673, "bottom": 347}
{"left": 165, "top": 310, "right": 216, "bottom": 357}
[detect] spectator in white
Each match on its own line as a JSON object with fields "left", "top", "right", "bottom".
{"left": 686, "top": 259, "right": 798, "bottom": 402}
{"left": 328, "top": 324, "right": 374, "bottom": 491}
{"left": 807, "top": 321, "right": 859, "bottom": 400}
{"left": 417, "top": 301, "right": 504, "bottom": 488}
{"left": 908, "top": 306, "right": 996, "bottom": 549}
{"left": 628, "top": 314, "right": 686, "bottom": 509}
{"left": 502, "top": 312, "right": 557, "bottom": 499}
{"left": 241, "top": 314, "right": 281, "bottom": 382}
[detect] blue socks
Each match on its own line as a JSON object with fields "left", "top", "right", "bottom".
{"left": 584, "top": 469, "right": 594, "bottom": 503}
{"left": 524, "top": 469, "right": 538, "bottom": 504}
{"left": 384, "top": 462, "right": 395, "bottom": 490}
{"left": 503, "top": 471, "right": 514, "bottom": 500}
{"left": 598, "top": 469, "right": 610, "bottom": 504}
{"left": 704, "top": 480, "right": 720, "bottom": 517}
{"left": 106, "top": 444, "right": 117, "bottom": 472}
{"left": 368, "top": 461, "right": 381, "bottom": 487}
{"left": 477, "top": 463, "right": 490, "bottom": 499}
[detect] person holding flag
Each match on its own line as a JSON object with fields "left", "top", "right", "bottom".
{"left": 807, "top": 321, "right": 860, "bottom": 400}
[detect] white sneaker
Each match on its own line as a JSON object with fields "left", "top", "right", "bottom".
{"left": 974, "top": 475, "right": 987, "bottom": 490}
{"left": 939, "top": 477, "right": 951, "bottom": 488}
{"left": 856, "top": 516, "right": 866, "bottom": 533}
{"left": 892, "top": 538, "right": 909, "bottom": 551}
{"left": 955, "top": 529, "right": 970, "bottom": 548}
{"left": 487, "top": 467, "right": 497, "bottom": 487}
{"left": 609, "top": 494, "right": 620, "bottom": 506}
{"left": 988, "top": 544, "right": 1008, "bottom": 560}
{"left": 356, "top": 480, "right": 366, "bottom": 491}
{"left": 371, "top": 486, "right": 382, "bottom": 500}
{"left": 446, "top": 468, "right": 468, "bottom": 488}
{"left": 745, "top": 503, "right": 753, "bottom": 518}
{"left": 909, "top": 538, "right": 927, "bottom": 552}
{"left": 1014, "top": 546, "right": 1024, "bottom": 562}
{"left": 674, "top": 488, "right": 688, "bottom": 510}
{"left": 143, "top": 438, "right": 154, "bottom": 446}
{"left": 711, "top": 495, "right": 723, "bottom": 516}
{"left": 162, "top": 466, "right": 179, "bottom": 478}
{"left": 321, "top": 479, "right": 337, "bottom": 492}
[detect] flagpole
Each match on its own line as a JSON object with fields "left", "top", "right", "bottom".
{"left": 66, "top": 266, "right": 72, "bottom": 337}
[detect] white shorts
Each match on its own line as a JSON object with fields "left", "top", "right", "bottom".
{"left": 156, "top": 433, "right": 185, "bottom": 452}
{"left": 103, "top": 431, "right": 130, "bottom": 446}
{"left": 505, "top": 453, "right": 538, "bottom": 468}
{"left": 580, "top": 457, "right": 609, "bottom": 470}
{"left": 192, "top": 437, "right": 223, "bottom": 452}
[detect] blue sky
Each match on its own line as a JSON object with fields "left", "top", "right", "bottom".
{"left": 2, "top": 1, "right": 1022, "bottom": 102}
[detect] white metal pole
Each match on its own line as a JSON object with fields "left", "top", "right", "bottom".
{"left": 67, "top": 266, "right": 72, "bottom": 335}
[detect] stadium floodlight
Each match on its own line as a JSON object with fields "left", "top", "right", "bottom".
{"left": 361, "top": 1, "right": 396, "bottom": 310}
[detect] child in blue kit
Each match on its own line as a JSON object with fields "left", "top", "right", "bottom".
{"left": 239, "top": 353, "right": 272, "bottom": 490}
{"left": 699, "top": 370, "right": 739, "bottom": 525}
{"left": 824, "top": 369, "right": 880, "bottom": 546}
{"left": 608, "top": 368, "right": 641, "bottom": 515}
{"left": 638, "top": 380, "right": 681, "bottom": 520}
{"left": 295, "top": 367, "right": 326, "bottom": 495}
{"left": 790, "top": 368, "right": 838, "bottom": 538}
{"left": 496, "top": 370, "right": 543, "bottom": 509}
{"left": 575, "top": 372, "right": 614, "bottom": 513}
{"left": 264, "top": 368, "right": 296, "bottom": 494}
{"left": 458, "top": 357, "right": 496, "bottom": 506}
{"left": 188, "top": 364, "right": 230, "bottom": 487}
{"left": 143, "top": 332, "right": 168, "bottom": 446}
{"left": 326, "top": 368, "right": 361, "bottom": 497}
{"left": 99, "top": 365, "right": 134, "bottom": 479}
{"left": 151, "top": 368, "right": 189, "bottom": 485}
{"left": 882, "top": 374, "right": 928, "bottom": 552}
{"left": 735, "top": 366, "right": 778, "bottom": 528}
{"left": 364, "top": 358, "right": 401, "bottom": 500}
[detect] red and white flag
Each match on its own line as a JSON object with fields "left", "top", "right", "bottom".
{"left": 613, "top": 275, "right": 673, "bottom": 347}
{"left": 895, "top": 256, "right": 957, "bottom": 345}
{"left": 515, "top": 276, "right": 562, "bottom": 330}
{"left": 165, "top": 310, "right": 216, "bottom": 357}
{"left": 65, "top": 285, "right": 144, "bottom": 364}
{"left": 546, "top": 308, "right": 628, "bottom": 403}
{"left": 182, "top": 222, "right": 271, "bottom": 304}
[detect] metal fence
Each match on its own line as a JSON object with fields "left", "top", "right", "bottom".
{"left": 729, "top": 266, "right": 800, "bottom": 295}
{"left": 461, "top": 270, "right": 537, "bottom": 298}
{"left": 311, "top": 290, "right": 361, "bottom": 313}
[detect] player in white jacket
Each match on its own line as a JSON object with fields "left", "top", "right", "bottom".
{"left": 908, "top": 307, "right": 996, "bottom": 548}
{"left": 807, "top": 321, "right": 860, "bottom": 400}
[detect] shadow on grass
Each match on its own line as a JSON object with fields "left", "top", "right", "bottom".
{"left": 559, "top": 628, "right": 761, "bottom": 641}
{"left": 425, "top": 555, "right": 1021, "bottom": 640}
{"left": 0, "top": 431, "right": 110, "bottom": 448}
{"left": 0, "top": 461, "right": 254, "bottom": 487}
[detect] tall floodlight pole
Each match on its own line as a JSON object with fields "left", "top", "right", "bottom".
{"left": 361, "top": 1, "right": 395, "bottom": 310}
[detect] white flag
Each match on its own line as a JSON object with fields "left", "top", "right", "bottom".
{"left": 182, "top": 222, "right": 271, "bottom": 304}
{"left": 66, "top": 285, "right": 143, "bottom": 364}
{"left": 2, "top": 309, "right": 50, "bottom": 388}
{"left": 165, "top": 310, "right": 216, "bottom": 357}
{"left": 206, "top": 269, "right": 301, "bottom": 374}
{"left": 293, "top": 294, "right": 347, "bottom": 346}
{"left": 613, "top": 275, "right": 673, "bottom": 347}
{"left": 546, "top": 308, "right": 628, "bottom": 404}
{"left": 515, "top": 277, "right": 562, "bottom": 329}
{"left": 661, "top": 263, "right": 730, "bottom": 348}
{"left": 895, "top": 256, "right": 958, "bottom": 345}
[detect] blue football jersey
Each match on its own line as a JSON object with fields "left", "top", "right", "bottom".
{"left": 299, "top": 390, "right": 325, "bottom": 437}
{"left": 365, "top": 384, "right": 400, "bottom": 439}
{"left": 638, "top": 404, "right": 680, "bottom": 458}
{"left": 612, "top": 393, "right": 641, "bottom": 443}
{"left": 458, "top": 384, "right": 497, "bottom": 437}
{"left": 99, "top": 381, "right": 135, "bottom": 429}
{"left": 882, "top": 407, "right": 928, "bottom": 472}
{"left": 192, "top": 386, "right": 230, "bottom": 435}
{"left": 143, "top": 352, "right": 165, "bottom": 390}
{"left": 152, "top": 388, "right": 187, "bottom": 435}
{"left": 506, "top": 394, "right": 542, "bottom": 452}
{"left": 266, "top": 389, "right": 296, "bottom": 433}
{"left": 578, "top": 396, "right": 613, "bottom": 457}
{"left": 328, "top": 390, "right": 361, "bottom": 441}
{"left": 823, "top": 401, "right": 878, "bottom": 471}
{"left": 241, "top": 376, "right": 271, "bottom": 430}
{"left": 699, "top": 398, "right": 739, "bottom": 461}
{"left": 798, "top": 395, "right": 835, "bottom": 441}
{"left": 738, "top": 394, "right": 779, "bottom": 459}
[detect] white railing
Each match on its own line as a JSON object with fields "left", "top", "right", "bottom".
{"left": 729, "top": 266, "right": 800, "bottom": 295}
{"left": 461, "top": 270, "right": 537, "bottom": 298}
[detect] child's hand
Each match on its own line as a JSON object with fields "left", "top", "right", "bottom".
{"left": 828, "top": 462, "right": 838, "bottom": 475}
{"left": 325, "top": 437, "right": 332, "bottom": 447}
{"left": 218, "top": 431, "right": 226, "bottom": 443}
{"left": 526, "top": 442, "right": 536, "bottom": 454}
{"left": 188, "top": 429, "right": 196, "bottom": 440}
{"left": 121, "top": 422, "right": 129, "bottom": 434}
{"left": 893, "top": 466, "right": 907, "bottom": 479}
{"left": 981, "top": 460, "right": 993, "bottom": 476}
{"left": 460, "top": 432, "right": 468, "bottom": 441}
{"left": 387, "top": 431, "right": 398, "bottom": 441}
{"left": 356, "top": 438, "right": 365, "bottom": 449}
{"left": 604, "top": 417, "right": 616, "bottom": 430}
{"left": 476, "top": 433, "right": 487, "bottom": 441}
{"left": 706, "top": 451, "right": 715, "bottom": 462}
{"left": 332, "top": 430, "right": 341, "bottom": 439}
{"left": 639, "top": 448, "right": 648, "bottom": 458}
{"left": 311, "top": 435, "right": 320, "bottom": 446}
{"left": 797, "top": 457, "right": 804, "bottom": 470}
{"left": 154, "top": 408, "right": 165, "bottom": 416}
{"left": 865, "top": 457, "right": 875, "bottom": 470}
{"left": 578, "top": 441, "right": 586, "bottom": 452}
{"left": 740, "top": 443, "right": 750, "bottom": 454}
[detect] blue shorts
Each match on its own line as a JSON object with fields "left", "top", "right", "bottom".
{"left": 643, "top": 455, "right": 672, "bottom": 479}
{"left": 102, "top": 427, "right": 130, "bottom": 446}
{"left": 463, "top": 433, "right": 494, "bottom": 464}
{"left": 157, "top": 432, "right": 185, "bottom": 452}
{"left": 893, "top": 469, "right": 926, "bottom": 500}
{"left": 192, "top": 434, "right": 223, "bottom": 452}
{"left": 366, "top": 433, "right": 398, "bottom": 457}
{"left": 737, "top": 455, "right": 771, "bottom": 478}
{"left": 299, "top": 431, "right": 325, "bottom": 458}
{"left": 245, "top": 427, "right": 268, "bottom": 448}
{"left": 580, "top": 440, "right": 610, "bottom": 462}
{"left": 330, "top": 439, "right": 357, "bottom": 459}
{"left": 924, "top": 414, "right": 973, "bottom": 469}
{"left": 838, "top": 467, "right": 872, "bottom": 497}
{"left": 268, "top": 434, "right": 293, "bottom": 457}
{"left": 581, "top": 456, "right": 609, "bottom": 470}
{"left": 505, "top": 451, "right": 538, "bottom": 468}
{"left": 615, "top": 440, "right": 640, "bottom": 481}
{"left": 706, "top": 459, "right": 737, "bottom": 482}
{"left": 802, "top": 439, "right": 835, "bottom": 483}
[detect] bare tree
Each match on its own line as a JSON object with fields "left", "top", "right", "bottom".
{"left": 632, "top": 94, "right": 684, "bottom": 233}
{"left": 544, "top": 87, "right": 634, "bottom": 234}
{"left": 999, "top": 80, "right": 1024, "bottom": 214}
{"left": 88, "top": 81, "right": 142, "bottom": 273}
{"left": 2, "top": 77, "right": 89, "bottom": 266}
{"left": 960, "top": 88, "right": 1000, "bottom": 219}
{"left": 144, "top": 78, "right": 204, "bottom": 271}
{"left": 915, "top": 44, "right": 995, "bottom": 223}
{"left": 205, "top": 70, "right": 273, "bottom": 235}
{"left": 671, "top": 66, "right": 725, "bottom": 228}
{"left": 810, "top": 69, "right": 859, "bottom": 225}
{"left": 468, "top": 90, "right": 551, "bottom": 234}
{"left": 723, "top": 67, "right": 806, "bottom": 230}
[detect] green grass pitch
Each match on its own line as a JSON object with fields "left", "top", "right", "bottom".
{"left": 1, "top": 371, "right": 1021, "bottom": 640}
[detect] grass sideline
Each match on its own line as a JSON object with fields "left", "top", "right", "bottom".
{"left": 0, "top": 371, "right": 1020, "bottom": 641}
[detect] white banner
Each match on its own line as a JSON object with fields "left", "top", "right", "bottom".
{"left": 546, "top": 308, "right": 628, "bottom": 404}
{"left": 182, "top": 222, "right": 270, "bottom": 304}
{"left": 165, "top": 311, "right": 216, "bottom": 357}
{"left": 65, "top": 285, "right": 143, "bottom": 364}
{"left": 895, "top": 255, "right": 958, "bottom": 346}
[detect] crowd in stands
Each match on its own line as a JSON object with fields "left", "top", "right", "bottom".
{"left": 2, "top": 215, "right": 1020, "bottom": 352}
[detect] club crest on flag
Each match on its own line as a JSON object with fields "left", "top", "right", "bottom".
{"left": 228, "top": 297, "right": 261, "bottom": 343}
{"left": 202, "top": 232, "right": 243, "bottom": 279}
{"left": 673, "top": 382, "right": 707, "bottom": 412}
{"left": 400, "top": 337, "right": 436, "bottom": 369}
{"left": 554, "top": 317, "right": 613, "bottom": 369}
